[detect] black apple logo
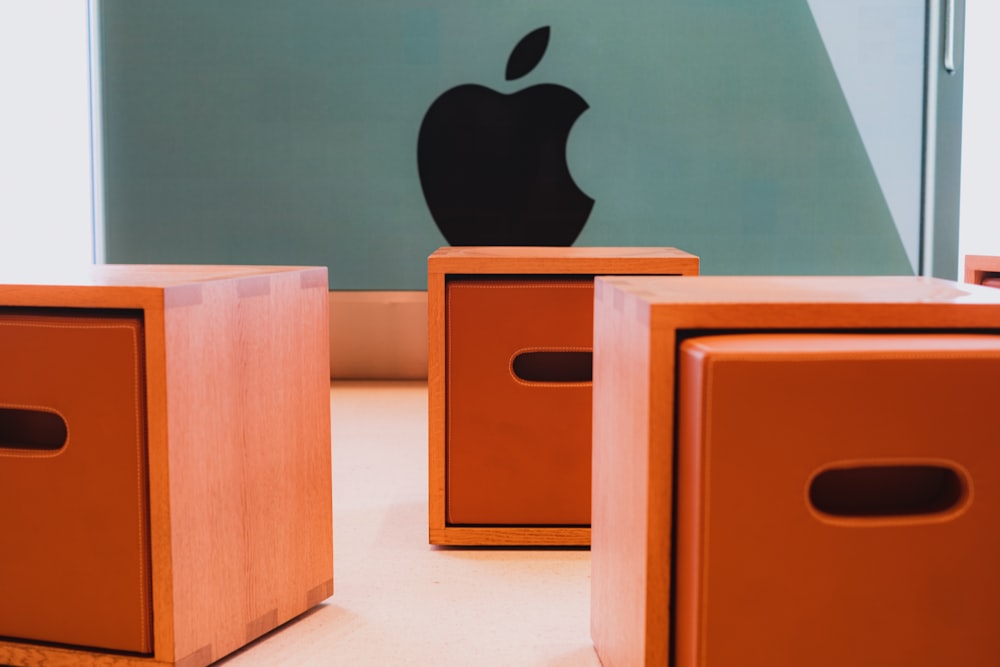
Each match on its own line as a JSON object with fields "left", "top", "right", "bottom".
{"left": 417, "top": 26, "right": 593, "bottom": 246}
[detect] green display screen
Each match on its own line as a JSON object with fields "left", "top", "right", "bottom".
{"left": 97, "top": 1, "right": 960, "bottom": 289}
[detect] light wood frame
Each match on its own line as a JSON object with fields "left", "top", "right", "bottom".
{"left": 590, "top": 275, "right": 1000, "bottom": 667}
{"left": 427, "top": 247, "right": 699, "bottom": 546}
{"left": 965, "top": 254, "right": 1000, "bottom": 286}
{"left": 0, "top": 265, "right": 333, "bottom": 667}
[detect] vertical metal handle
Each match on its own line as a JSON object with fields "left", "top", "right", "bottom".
{"left": 943, "top": 0, "right": 956, "bottom": 73}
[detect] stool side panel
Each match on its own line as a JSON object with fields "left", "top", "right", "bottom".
{"left": 160, "top": 269, "right": 332, "bottom": 664}
{"left": 591, "top": 281, "right": 661, "bottom": 667}
{"left": 427, "top": 271, "right": 447, "bottom": 540}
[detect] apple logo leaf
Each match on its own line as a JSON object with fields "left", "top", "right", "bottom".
{"left": 505, "top": 26, "right": 551, "bottom": 81}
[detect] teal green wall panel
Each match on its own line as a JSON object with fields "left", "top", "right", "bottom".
{"left": 98, "top": 1, "right": 948, "bottom": 288}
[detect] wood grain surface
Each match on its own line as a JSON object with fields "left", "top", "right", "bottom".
{"left": 427, "top": 247, "right": 698, "bottom": 546}
{"left": 590, "top": 275, "right": 1000, "bottom": 667}
{"left": 0, "top": 265, "right": 333, "bottom": 667}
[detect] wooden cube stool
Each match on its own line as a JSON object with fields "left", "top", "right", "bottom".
{"left": 965, "top": 254, "right": 1000, "bottom": 288}
{"left": 0, "top": 265, "right": 333, "bottom": 667}
{"left": 428, "top": 247, "right": 698, "bottom": 546}
{"left": 591, "top": 275, "right": 1000, "bottom": 667}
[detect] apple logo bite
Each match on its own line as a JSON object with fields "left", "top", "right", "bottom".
{"left": 417, "top": 26, "right": 594, "bottom": 246}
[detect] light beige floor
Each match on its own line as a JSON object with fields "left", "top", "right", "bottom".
{"left": 218, "top": 381, "right": 601, "bottom": 666}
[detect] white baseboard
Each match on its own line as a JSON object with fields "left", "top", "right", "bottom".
{"left": 328, "top": 291, "right": 427, "bottom": 380}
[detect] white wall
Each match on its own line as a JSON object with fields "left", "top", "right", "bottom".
{"left": 0, "top": 1, "right": 996, "bottom": 275}
{"left": 0, "top": 1, "right": 94, "bottom": 271}
{"left": 958, "top": 0, "right": 1000, "bottom": 268}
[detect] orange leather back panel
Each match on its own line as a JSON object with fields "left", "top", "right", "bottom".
{"left": 675, "top": 333, "right": 1000, "bottom": 667}
{"left": 0, "top": 310, "right": 151, "bottom": 654}
{"left": 446, "top": 279, "right": 593, "bottom": 525}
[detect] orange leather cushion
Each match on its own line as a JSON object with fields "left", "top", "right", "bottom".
{"left": 446, "top": 278, "right": 593, "bottom": 525}
{"left": 676, "top": 333, "right": 1000, "bottom": 667}
{"left": 0, "top": 310, "right": 151, "bottom": 654}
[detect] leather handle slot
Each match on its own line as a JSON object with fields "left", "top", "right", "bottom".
{"left": 0, "top": 407, "right": 67, "bottom": 451}
{"left": 809, "top": 464, "right": 968, "bottom": 519}
{"left": 511, "top": 350, "right": 593, "bottom": 383}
